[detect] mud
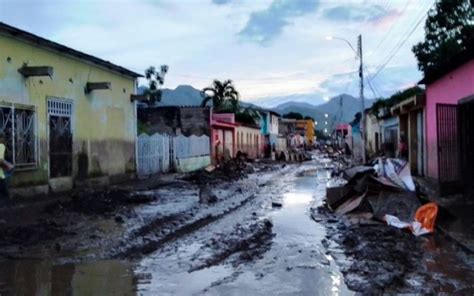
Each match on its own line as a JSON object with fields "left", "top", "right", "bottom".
{"left": 189, "top": 219, "right": 274, "bottom": 272}
{"left": 312, "top": 204, "right": 474, "bottom": 294}
{"left": 44, "top": 189, "right": 157, "bottom": 216}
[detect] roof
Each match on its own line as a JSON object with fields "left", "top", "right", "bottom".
{"left": 419, "top": 38, "right": 474, "bottom": 85}
{"left": 250, "top": 106, "right": 281, "bottom": 117}
{"left": 0, "top": 22, "right": 142, "bottom": 78}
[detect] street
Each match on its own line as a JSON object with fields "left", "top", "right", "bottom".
{"left": 0, "top": 157, "right": 472, "bottom": 295}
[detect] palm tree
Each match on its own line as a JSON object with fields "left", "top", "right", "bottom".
{"left": 200, "top": 79, "right": 239, "bottom": 112}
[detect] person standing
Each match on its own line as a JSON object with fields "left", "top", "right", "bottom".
{"left": 0, "top": 132, "right": 14, "bottom": 207}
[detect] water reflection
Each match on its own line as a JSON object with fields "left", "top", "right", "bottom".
{"left": 0, "top": 259, "right": 137, "bottom": 296}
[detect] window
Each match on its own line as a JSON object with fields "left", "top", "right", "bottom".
{"left": 0, "top": 104, "right": 37, "bottom": 168}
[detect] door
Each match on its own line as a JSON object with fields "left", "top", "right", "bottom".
{"left": 436, "top": 104, "right": 460, "bottom": 195}
{"left": 459, "top": 97, "right": 474, "bottom": 199}
{"left": 48, "top": 100, "right": 73, "bottom": 178}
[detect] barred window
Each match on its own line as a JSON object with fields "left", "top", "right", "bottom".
{"left": 0, "top": 104, "right": 37, "bottom": 168}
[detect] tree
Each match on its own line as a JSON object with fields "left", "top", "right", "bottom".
{"left": 283, "top": 112, "right": 304, "bottom": 120}
{"left": 201, "top": 79, "right": 259, "bottom": 126}
{"left": 304, "top": 116, "right": 314, "bottom": 121}
{"left": 200, "top": 79, "right": 239, "bottom": 112}
{"left": 412, "top": 0, "right": 474, "bottom": 75}
{"left": 144, "top": 65, "right": 169, "bottom": 106}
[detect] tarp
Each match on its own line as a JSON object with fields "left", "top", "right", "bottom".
{"left": 373, "top": 158, "right": 415, "bottom": 191}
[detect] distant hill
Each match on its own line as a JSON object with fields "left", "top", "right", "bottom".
{"left": 138, "top": 85, "right": 204, "bottom": 106}
{"left": 137, "top": 85, "right": 374, "bottom": 131}
{"left": 273, "top": 94, "right": 374, "bottom": 130}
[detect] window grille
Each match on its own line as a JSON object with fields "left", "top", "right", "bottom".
{"left": 0, "top": 104, "right": 37, "bottom": 168}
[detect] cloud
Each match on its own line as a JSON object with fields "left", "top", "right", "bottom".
{"left": 212, "top": 0, "right": 232, "bottom": 5}
{"left": 238, "top": 0, "right": 319, "bottom": 45}
{"left": 324, "top": 4, "right": 396, "bottom": 23}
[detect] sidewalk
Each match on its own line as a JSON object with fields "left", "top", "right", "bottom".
{"left": 415, "top": 177, "right": 474, "bottom": 253}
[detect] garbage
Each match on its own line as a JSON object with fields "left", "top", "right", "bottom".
{"left": 343, "top": 166, "right": 374, "bottom": 183}
{"left": 205, "top": 165, "right": 216, "bottom": 172}
{"left": 373, "top": 158, "right": 415, "bottom": 191}
{"left": 414, "top": 202, "right": 438, "bottom": 234}
{"left": 335, "top": 192, "right": 367, "bottom": 215}
{"left": 326, "top": 179, "right": 352, "bottom": 210}
{"left": 324, "top": 155, "right": 436, "bottom": 237}
{"left": 368, "top": 191, "right": 420, "bottom": 222}
{"left": 383, "top": 202, "right": 438, "bottom": 236}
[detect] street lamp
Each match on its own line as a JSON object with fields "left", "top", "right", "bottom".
{"left": 326, "top": 34, "right": 366, "bottom": 163}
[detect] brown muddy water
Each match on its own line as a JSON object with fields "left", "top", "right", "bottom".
{"left": 0, "top": 161, "right": 472, "bottom": 295}
{"left": 0, "top": 165, "right": 351, "bottom": 295}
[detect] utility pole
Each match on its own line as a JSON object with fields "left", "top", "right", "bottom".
{"left": 358, "top": 34, "right": 366, "bottom": 164}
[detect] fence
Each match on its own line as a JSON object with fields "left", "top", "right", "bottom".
{"left": 137, "top": 133, "right": 210, "bottom": 176}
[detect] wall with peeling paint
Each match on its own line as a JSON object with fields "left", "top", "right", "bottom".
{"left": 0, "top": 34, "right": 137, "bottom": 191}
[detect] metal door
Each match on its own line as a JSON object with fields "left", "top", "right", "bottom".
{"left": 436, "top": 104, "right": 460, "bottom": 195}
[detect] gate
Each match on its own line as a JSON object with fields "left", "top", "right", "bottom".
{"left": 436, "top": 104, "right": 460, "bottom": 195}
{"left": 459, "top": 96, "right": 474, "bottom": 199}
{"left": 48, "top": 100, "right": 73, "bottom": 178}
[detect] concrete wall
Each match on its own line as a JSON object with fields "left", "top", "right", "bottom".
{"left": 138, "top": 106, "right": 210, "bottom": 137}
{"left": 235, "top": 125, "right": 261, "bottom": 159}
{"left": 425, "top": 60, "right": 474, "bottom": 179}
{"left": 0, "top": 33, "right": 136, "bottom": 191}
{"left": 365, "top": 113, "right": 379, "bottom": 157}
{"left": 176, "top": 155, "right": 211, "bottom": 173}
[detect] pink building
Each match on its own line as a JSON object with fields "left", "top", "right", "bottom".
{"left": 210, "top": 113, "right": 236, "bottom": 164}
{"left": 420, "top": 44, "right": 474, "bottom": 194}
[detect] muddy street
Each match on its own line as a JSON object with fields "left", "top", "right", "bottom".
{"left": 0, "top": 158, "right": 473, "bottom": 295}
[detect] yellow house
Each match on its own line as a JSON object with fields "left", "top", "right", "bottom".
{"left": 295, "top": 119, "right": 315, "bottom": 145}
{"left": 0, "top": 23, "right": 142, "bottom": 195}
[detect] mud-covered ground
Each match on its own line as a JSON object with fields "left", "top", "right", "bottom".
{"left": 0, "top": 156, "right": 473, "bottom": 295}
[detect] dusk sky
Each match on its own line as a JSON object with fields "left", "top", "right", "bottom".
{"left": 0, "top": 0, "right": 434, "bottom": 106}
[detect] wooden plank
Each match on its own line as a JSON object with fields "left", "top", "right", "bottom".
{"left": 18, "top": 66, "right": 53, "bottom": 77}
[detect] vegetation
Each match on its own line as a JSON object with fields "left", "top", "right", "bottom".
{"left": 370, "top": 86, "right": 425, "bottom": 119}
{"left": 304, "top": 115, "right": 314, "bottom": 121}
{"left": 412, "top": 0, "right": 474, "bottom": 75}
{"left": 143, "top": 65, "right": 169, "bottom": 106}
{"left": 201, "top": 79, "right": 259, "bottom": 125}
{"left": 282, "top": 112, "right": 304, "bottom": 120}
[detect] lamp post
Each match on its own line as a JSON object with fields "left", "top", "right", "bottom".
{"left": 326, "top": 35, "right": 366, "bottom": 163}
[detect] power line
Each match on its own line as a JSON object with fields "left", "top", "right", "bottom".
{"left": 371, "top": 0, "right": 412, "bottom": 58}
{"left": 369, "top": 0, "right": 435, "bottom": 82}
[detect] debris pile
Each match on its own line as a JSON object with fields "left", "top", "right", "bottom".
{"left": 313, "top": 156, "right": 442, "bottom": 292}
{"left": 326, "top": 157, "right": 437, "bottom": 236}
{"left": 182, "top": 159, "right": 255, "bottom": 184}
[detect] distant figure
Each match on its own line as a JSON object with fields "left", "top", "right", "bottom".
{"left": 0, "top": 132, "right": 14, "bottom": 207}
{"left": 399, "top": 134, "right": 408, "bottom": 160}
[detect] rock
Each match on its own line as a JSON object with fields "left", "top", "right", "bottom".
{"left": 199, "top": 186, "right": 218, "bottom": 204}
{"left": 272, "top": 202, "right": 282, "bottom": 208}
{"left": 115, "top": 216, "right": 124, "bottom": 223}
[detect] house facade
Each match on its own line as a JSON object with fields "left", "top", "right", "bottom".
{"left": 420, "top": 43, "right": 474, "bottom": 195}
{"left": 235, "top": 123, "right": 262, "bottom": 159}
{"left": 391, "top": 94, "right": 426, "bottom": 176}
{"left": 0, "top": 23, "right": 140, "bottom": 195}
{"left": 257, "top": 109, "right": 280, "bottom": 156}
{"left": 211, "top": 113, "right": 236, "bottom": 163}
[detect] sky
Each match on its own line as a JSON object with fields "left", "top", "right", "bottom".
{"left": 0, "top": 0, "right": 434, "bottom": 106}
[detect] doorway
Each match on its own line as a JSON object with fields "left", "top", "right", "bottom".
{"left": 48, "top": 99, "right": 73, "bottom": 178}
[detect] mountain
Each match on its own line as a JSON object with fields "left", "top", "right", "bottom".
{"left": 138, "top": 85, "right": 204, "bottom": 106}
{"left": 254, "top": 93, "right": 324, "bottom": 108}
{"left": 273, "top": 94, "right": 375, "bottom": 130}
